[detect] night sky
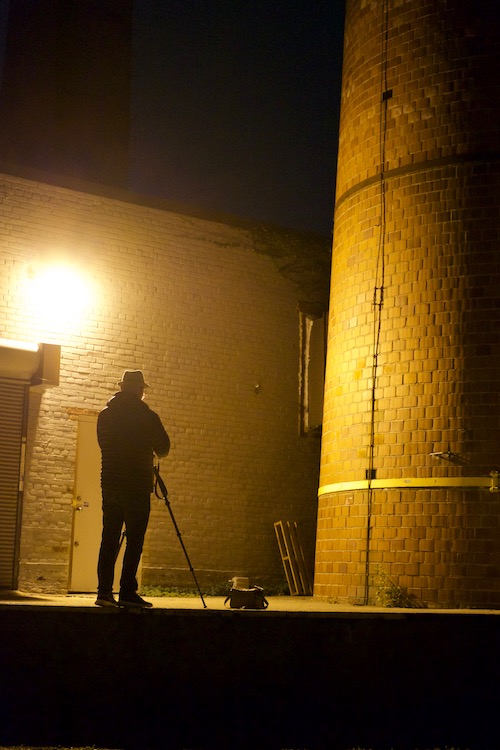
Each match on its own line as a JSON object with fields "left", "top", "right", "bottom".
{"left": 130, "top": 1, "right": 346, "bottom": 236}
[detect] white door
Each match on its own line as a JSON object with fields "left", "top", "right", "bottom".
{"left": 69, "top": 415, "right": 127, "bottom": 593}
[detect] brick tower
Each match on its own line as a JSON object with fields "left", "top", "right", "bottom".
{"left": 315, "top": 0, "right": 500, "bottom": 607}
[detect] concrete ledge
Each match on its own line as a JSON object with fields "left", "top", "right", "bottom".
{"left": 1, "top": 599, "right": 499, "bottom": 749}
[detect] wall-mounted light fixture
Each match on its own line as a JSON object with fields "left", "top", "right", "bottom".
{"left": 429, "top": 445, "right": 456, "bottom": 461}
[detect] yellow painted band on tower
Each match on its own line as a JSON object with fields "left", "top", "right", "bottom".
{"left": 318, "top": 477, "right": 492, "bottom": 496}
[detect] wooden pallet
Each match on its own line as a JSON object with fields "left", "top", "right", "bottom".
{"left": 274, "top": 520, "right": 313, "bottom": 596}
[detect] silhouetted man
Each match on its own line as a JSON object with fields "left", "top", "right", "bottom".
{"left": 96, "top": 370, "right": 170, "bottom": 608}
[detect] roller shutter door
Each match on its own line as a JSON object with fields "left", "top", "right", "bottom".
{"left": 0, "top": 380, "right": 27, "bottom": 588}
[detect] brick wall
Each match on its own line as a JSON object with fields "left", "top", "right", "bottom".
{"left": 316, "top": 0, "right": 500, "bottom": 607}
{"left": 0, "top": 172, "right": 322, "bottom": 592}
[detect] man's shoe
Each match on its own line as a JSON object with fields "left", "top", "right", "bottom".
{"left": 118, "top": 592, "right": 153, "bottom": 609}
{"left": 95, "top": 593, "right": 119, "bottom": 607}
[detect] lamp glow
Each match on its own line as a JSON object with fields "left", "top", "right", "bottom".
{"left": 25, "top": 263, "right": 94, "bottom": 336}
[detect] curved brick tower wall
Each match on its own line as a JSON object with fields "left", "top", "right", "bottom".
{"left": 315, "top": 0, "right": 500, "bottom": 607}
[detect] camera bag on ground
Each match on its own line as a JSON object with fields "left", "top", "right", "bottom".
{"left": 224, "top": 585, "right": 269, "bottom": 610}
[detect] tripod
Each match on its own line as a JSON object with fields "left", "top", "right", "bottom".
{"left": 153, "top": 464, "right": 207, "bottom": 608}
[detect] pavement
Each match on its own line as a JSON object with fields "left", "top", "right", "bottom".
{"left": 1, "top": 588, "right": 499, "bottom": 614}
{"left": 0, "top": 589, "right": 362, "bottom": 612}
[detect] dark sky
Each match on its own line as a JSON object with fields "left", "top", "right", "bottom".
{"left": 130, "top": 1, "right": 346, "bottom": 236}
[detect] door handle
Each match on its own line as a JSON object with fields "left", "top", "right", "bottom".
{"left": 72, "top": 496, "right": 83, "bottom": 512}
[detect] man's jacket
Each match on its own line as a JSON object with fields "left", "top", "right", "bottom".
{"left": 97, "top": 391, "right": 170, "bottom": 492}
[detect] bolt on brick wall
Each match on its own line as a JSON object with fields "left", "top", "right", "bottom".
{"left": 316, "top": 0, "right": 500, "bottom": 607}
{"left": 0, "top": 172, "right": 321, "bottom": 593}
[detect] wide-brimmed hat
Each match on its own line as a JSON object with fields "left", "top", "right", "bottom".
{"left": 117, "top": 370, "right": 150, "bottom": 388}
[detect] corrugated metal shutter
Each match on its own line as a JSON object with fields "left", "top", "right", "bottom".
{"left": 0, "top": 380, "right": 27, "bottom": 588}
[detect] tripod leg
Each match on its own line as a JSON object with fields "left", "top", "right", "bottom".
{"left": 115, "top": 526, "right": 126, "bottom": 562}
{"left": 153, "top": 466, "right": 207, "bottom": 608}
{"left": 165, "top": 502, "right": 207, "bottom": 608}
